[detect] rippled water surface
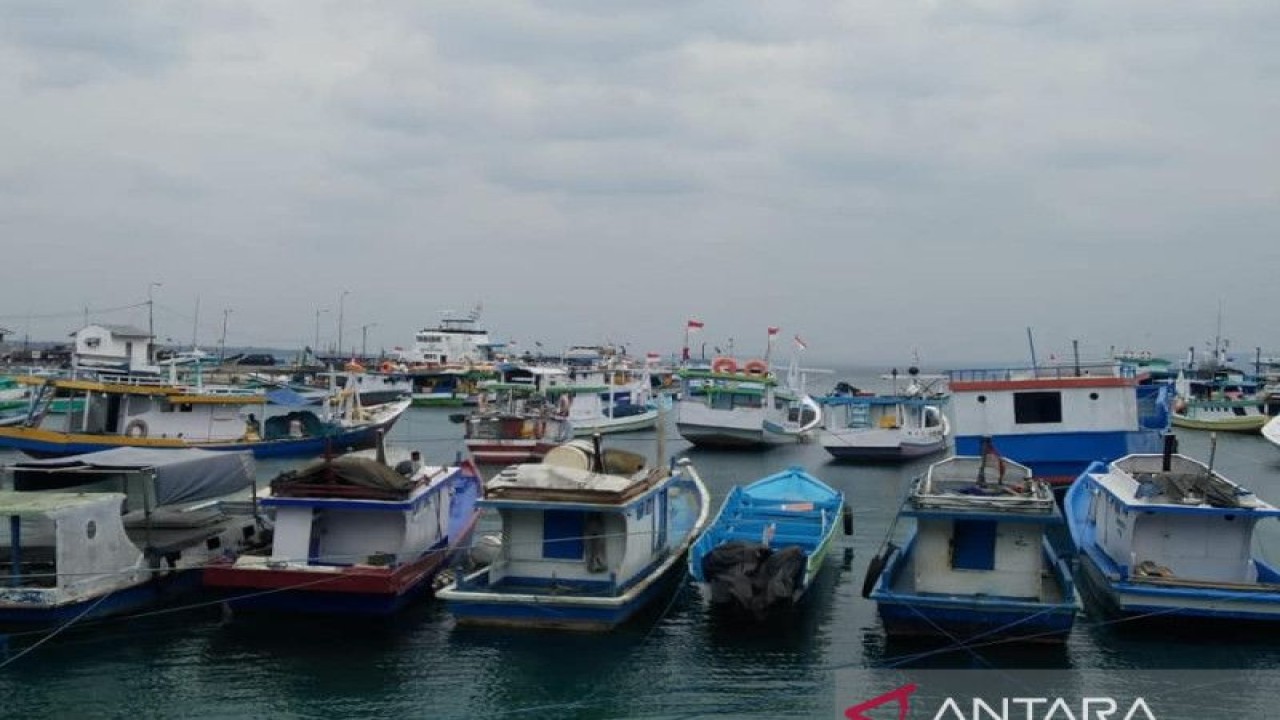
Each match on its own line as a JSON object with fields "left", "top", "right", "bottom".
{"left": 4, "top": 375, "right": 1280, "bottom": 718}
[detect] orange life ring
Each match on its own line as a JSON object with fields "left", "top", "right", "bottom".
{"left": 711, "top": 357, "right": 738, "bottom": 374}
{"left": 380, "top": 361, "right": 395, "bottom": 373}
{"left": 743, "top": 359, "right": 768, "bottom": 376}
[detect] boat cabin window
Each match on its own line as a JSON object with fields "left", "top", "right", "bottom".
{"left": 1013, "top": 391, "right": 1062, "bottom": 424}
{"left": 950, "top": 520, "right": 997, "bottom": 571}
{"left": 710, "top": 392, "right": 762, "bottom": 410}
{"left": 542, "top": 510, "right": 585, "bottom": 560}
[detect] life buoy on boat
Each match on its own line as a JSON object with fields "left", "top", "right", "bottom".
{"left": 125, "top": 419, "right": 149, "bottom": 439}
{"left": 711, "top": 357, "right": 738, "bottom": 374}
{"left": 380, "top": 361, "right": 395, "bottom": 374}
{"left": 743, "top": 359, "right": 768, "bottom": 376}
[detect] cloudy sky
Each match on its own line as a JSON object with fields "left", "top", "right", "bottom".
{"left": 2, "top": 1, "right": 1276, "bottom": 366}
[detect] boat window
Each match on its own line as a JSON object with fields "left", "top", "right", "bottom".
{"left": 950, "top": 520, "right": 997, "bottom": 571}
{"left": 1013, "top": 391, "right": 1062, "bottom": 424}
{"left": 542, "top": 510, "right": 585, "bottom": 560}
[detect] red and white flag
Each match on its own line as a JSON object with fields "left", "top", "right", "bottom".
{"left": 767, "top": 326, "right": 779, "bottom": 337}
{"left": 687, "top": 319, "right": 704, "bottom": 332}
{"left": 793, "top": 335, "right": 808, "bottom": 350}
{"left": 646, "top": 351, "right": 661, "bottom": 363}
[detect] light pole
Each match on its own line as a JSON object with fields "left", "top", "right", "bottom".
{"left": 147, "top": 281, "right": 163, "bottom": 363}
{"left": 219, "top": 308, "right": 233, "bottom": 363}
{"left": 361, "top": 322, "right": 378, "bottom": 360}
{"left": 337, "top": 290, "right": 350, "bottom": 357}
{"left": 313, "top": 307, "right": 329, "bottom": 357}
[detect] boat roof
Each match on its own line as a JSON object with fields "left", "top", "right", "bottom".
{"left": 0, "top": 490, "right": 124, "bottom": 515}
{"left": 909, "top": 455, "right": 1055, "bottom": 517}
{"left": 742, "top": 466, "right": 841, "bottom": 507}
{"left": 483, "top": 463, "right": 666, "bottom": 508}
{"left": 1092, "top": 454, "right": 1279, "bottom": 513}
{"left": 948, "top": 364, "right": 1142, "bottom": 392}
{"left": 7, "top": 447, "right": 255, "bottom": 506}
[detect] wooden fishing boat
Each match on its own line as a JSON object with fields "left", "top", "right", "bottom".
{"left": 688, "top": 466, "right": 850, "bottom": 618}
{"left": 438, "top": 439, "right": 710, "bottom": 630}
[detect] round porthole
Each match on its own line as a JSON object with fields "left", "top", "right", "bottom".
{"left": 1089, "top": 392, "right": 1099, "bottom": 400}
{"left": 977, "top": 395, "right": 987, "bottom": 403}
{"left": 86, "top": 520, "right": 97, "bottom": 540}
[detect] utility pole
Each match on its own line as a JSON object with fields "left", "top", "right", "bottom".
{"left": 337, "top": 290, "right": 350, "bottom": 357}
{"left": 314, "top": 307, "right": 329, "bottom": 357}
{"left": 219, "top": 308, "right": 232, "bottom": 363}
{"left": 147, "top": 281, "right": 163, "bottom": 363}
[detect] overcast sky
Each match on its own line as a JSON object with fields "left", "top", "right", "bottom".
{"left": 2, "top": 1, "right": 1276, "bottom": 366}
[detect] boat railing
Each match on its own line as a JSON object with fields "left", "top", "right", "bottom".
{"left": 947, "top": 362, "right": 1135, "bottom": 383}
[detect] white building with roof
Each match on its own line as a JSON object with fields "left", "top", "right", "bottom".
{"left": 72, "top": 324, "right": 154, "bottom": 373}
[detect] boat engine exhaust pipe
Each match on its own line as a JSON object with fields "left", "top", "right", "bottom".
{"left": 1161, "top": 433, "right": 1177, "bottom": 471}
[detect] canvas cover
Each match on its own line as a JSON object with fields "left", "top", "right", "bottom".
{"left": 700, "top": 541, "right": 807, "bottom": 619}
{"left": 270, "top": 455, "right": 415, "bottom": 497}
{"left": 9, "top": 447, "right": 255, "bottom": 506}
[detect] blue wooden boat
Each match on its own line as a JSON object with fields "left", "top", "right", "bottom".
{"left": 438, "top": 439, "right": 710, "bottom": 631}
{"left": 688, "top": 466, "right": 849, "bottom": 618}
{"left": 866, "top": 454, "right": 1079, "bottom": 643}
{"left": 1065, "top": 442, "right": 1280, "bottom": 625}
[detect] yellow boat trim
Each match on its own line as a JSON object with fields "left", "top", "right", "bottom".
{"left": 166, "top": 394, "right": 266, "bottom": 405}
{"left": 0, "top": 426, "right": 192, "bottom": 447}
{"left": 39, "top": 378, "right": 177, "bottom": 395}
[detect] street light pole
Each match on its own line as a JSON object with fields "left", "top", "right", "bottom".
{"left": 361, "top": 322, "right": 378, "bottom": 359}
{"left": 219, "top": 309, "right": 232, "bottom": 363}
{"left": 337, "top": 290, "right": 350, "bottom": 357}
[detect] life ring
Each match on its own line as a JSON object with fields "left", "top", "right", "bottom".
{"left": 380, "top": 361, "right": 395, "bottom": 373}
{"left": 125, "top": 419, "right": 149, "bottom": 438}
{"left": 861, "top": 543, "right": 896, "bottom": 598}
{"left": 711, "top": 357, "right": 738, "bottom": 374}
{"left": 743, "top": 359, "right": 768, "bottom": 376}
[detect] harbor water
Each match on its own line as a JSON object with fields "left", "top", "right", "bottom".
{"left": 3, "top": 373, "right": 1280, "bottom": 718}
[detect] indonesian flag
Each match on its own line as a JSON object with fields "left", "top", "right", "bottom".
{"left": 687, "top": 319, "right": 704, "bottom": 331}
{"left": 793, "top": 334, "right": 808, "bottom": 350}
{"left": 646, "top": 351, "right": 660, "bottom": 363}
{"left": 767, "top": 326, "right": 779, "bottom": 336}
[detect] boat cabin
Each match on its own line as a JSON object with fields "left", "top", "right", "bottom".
{"left": 902, "top": 457, "right": 1060, "bottom": 600}
{"left": 1081, "top": 454, "right": 1280, "bottom": 585}
{"left": 459, "top": 444, "right": 671, "bottom": 596}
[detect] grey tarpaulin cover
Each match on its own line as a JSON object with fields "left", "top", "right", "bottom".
{"left": 700, "top": 541, "right": 807, "bottom": 619}
{"left": 9, "top": 447, "right": 255, "bottom": 506}
{"left": 270, "top": 455, "right": 415, "bottom": 498}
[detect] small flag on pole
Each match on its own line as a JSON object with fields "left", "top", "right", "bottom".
{"left": 767, "top": 326, "right": 779, "bottom": 336}
{"left": 687, "top": 319, "right": 704, "bottom": 331}
{"left": 794, "top": 335, "right": 808, "bottom": 351}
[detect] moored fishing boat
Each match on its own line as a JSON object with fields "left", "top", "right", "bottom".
{"left": 818, "top": 369, "right": 949, "bottom": 462}
{"left": 675, "top": 357, "right": 821, "bottom": 448}
{"left": 204, "top": 450, "right": 482, "bottom": 616}
{"left": 1171, "top": 371, "right": 1268, "bottom": 433}
{"left": 1065, "top": 440, "right": 1280, "bottom": 625}
{"left": 548, "top": 364, "right": 659, "bottom": 436}
{"left": 866, "top": 452, "right": 1078, "bottom": 642}
{"left": 947, "top": 362, "right": 1173, "bottom": 487}
{"left": 688, "top": 466, "right": 849, "bottom": 618}
{"left": 0, "top": 448, "right": 265, "bottom": 625}
{"left": 462, "top": 365, "right": 573, "bottom": 464}
{"left": 438, "top": 439, "right": 710, "bottom": 630}
{"left": 0, "top": 375, "right": 410, "bottom": 459}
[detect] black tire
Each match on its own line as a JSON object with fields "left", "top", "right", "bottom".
{"left": 842, "top": 505, "right": 854, "bottom": 536}
{"left": 860, "top": 543, "right": 896, "bottom": 598}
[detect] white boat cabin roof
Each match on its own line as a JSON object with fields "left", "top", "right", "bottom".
{"left": 0, "top": 490, "right": 122, "bottom": 516}
{"left": 1093, "top": 454, "right": 1278, "bottom": 513}
{"left": 484, "top": 462, "right": 665, "bottom": 507}
{"left": 910, "top": 456, "right": 1055, "bottom": 516}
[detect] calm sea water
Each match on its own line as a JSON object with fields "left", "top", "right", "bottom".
{"left": 4, "top": 372, "right": 1280, "bottom": 719}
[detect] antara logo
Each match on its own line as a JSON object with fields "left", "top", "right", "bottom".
{"left": 845, "top": 683, "right": 1158, "bottom": 720}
